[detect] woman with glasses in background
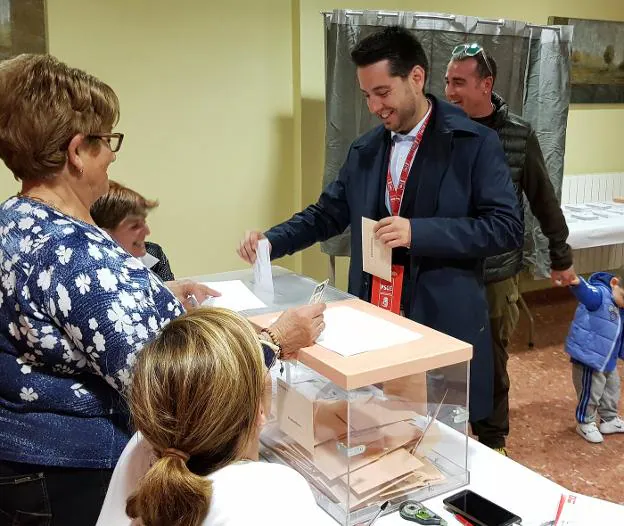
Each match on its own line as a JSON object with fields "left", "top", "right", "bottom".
{"left": 0, "top": 54, "right": 324, "bottom": 526}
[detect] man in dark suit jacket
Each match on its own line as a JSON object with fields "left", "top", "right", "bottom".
{"left": 238, "top": 26, "right": 523, "bottom": 422}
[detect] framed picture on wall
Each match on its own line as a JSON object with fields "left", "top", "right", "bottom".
{"left": 0, "top": 0, "right": 47, "bottom": 61}
{"left": 550, "top": 16, "right": 624, "bottom": 103}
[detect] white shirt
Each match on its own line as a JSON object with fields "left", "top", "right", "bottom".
{"left": 385, "top": 104, "right": 432, "bottom": 213}
{"left": 96, "top": 433, "right": 323, "bottom": 526}
{"left": 139, "top": 252, "right": 159, "bottom": 269}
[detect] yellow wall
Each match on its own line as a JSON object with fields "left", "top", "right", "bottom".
{"left": 0, "top": 0, "right": 299, "bottom": 277}
{"left": 0, "top": 1, "right": 623, "bottom": 285}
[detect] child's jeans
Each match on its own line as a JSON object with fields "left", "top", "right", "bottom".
{"left": 572, "top": 361, "right": 620, "bottom": 424}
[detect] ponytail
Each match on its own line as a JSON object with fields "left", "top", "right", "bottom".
{"left": 126, "top": 308, "right": 266, "bottom": 525}
{"left": 126, "top": 455, "right": 212, "bottom": 526}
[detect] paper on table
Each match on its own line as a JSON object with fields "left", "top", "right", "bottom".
{"left": 200, "top": 280, "right": 266, "bottom": 311}
{"left": 253, "top": 239, "right": 274, "bottom": 294}
{"left": 362, "top": 217, "right": 392, "bottom": 281}
{"left": 316, "top": 306, "right": 421, "bottom": 356}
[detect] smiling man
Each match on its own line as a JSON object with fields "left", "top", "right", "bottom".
{"left": 239, "top": 26, "right": 523, "bottom": 424}
{"left": 445, "top": 44, "right": 574, "bottom": 455}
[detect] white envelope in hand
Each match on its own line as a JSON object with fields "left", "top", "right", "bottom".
{"left": 362, "top": 217, "right": 392, "bottom": 281}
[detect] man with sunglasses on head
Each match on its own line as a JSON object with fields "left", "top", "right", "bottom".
{"left": 239, "top": 27, "right": 523, "bottom": 427}
{"left": 445, "top": 43, "right": 574, "bottom": 456}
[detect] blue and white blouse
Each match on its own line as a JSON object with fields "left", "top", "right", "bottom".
{"left": 0, "top": 196, "right": 182, "bottom": 468}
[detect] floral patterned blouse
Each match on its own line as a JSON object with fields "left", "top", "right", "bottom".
{"left": 0, "top": 196, "right": 182, "bottom": 468}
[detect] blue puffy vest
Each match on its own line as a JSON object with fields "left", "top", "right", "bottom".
{"left": 565, "top": 279, "right": 622, "bottom": 372}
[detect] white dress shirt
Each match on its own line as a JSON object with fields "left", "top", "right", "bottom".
{"left": 385, "top": 104, "right": 432, "bottom": 213}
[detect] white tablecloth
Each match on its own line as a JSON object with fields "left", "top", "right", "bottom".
{"left": 314, "top": 435, "right": 624, "bottom": 526}
{"left": 563, "top": 202, "right": 624, "bottom": 250}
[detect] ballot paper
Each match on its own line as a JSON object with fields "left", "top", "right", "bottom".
{"left": 201, "top": 280, "right": 266, "bottom": 311}
{"left": 316, "top": 306, "right": 421, "bottom": 356}
{"left": 253, "top": 239, "right": 274, "bottom": 295}
{"left": 362, "top": 217, "right": 392, "bottom": 281}
{"left": 343, "top": 447, "right": 423, "bottom": 495}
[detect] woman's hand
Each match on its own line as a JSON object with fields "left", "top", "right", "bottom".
{"left": 165, "top": 280, "right": 221, "bottom": 310}
{"left": 268, "top": 303, "right": 326, "bottom": 360}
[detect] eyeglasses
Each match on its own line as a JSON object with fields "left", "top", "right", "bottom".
{"left": 89, "top": 132, "right": 124, "bottom": 153}
{"left": 451, "top": 43, "right": 493, "bottom": 78}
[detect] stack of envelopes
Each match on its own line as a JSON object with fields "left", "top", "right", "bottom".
{"left": 264, "top": 379, "right": 446, "bottom": 511}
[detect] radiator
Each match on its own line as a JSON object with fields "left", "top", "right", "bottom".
{"left": 561, "top": 173, "right": 624, "bottom": 274}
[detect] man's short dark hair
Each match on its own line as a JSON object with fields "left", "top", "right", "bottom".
{"left": 460, "top": 50, "right": 497, "bottom": 82}
{"left": 452, "top": 50, "right": 497, "bottom": 88}
{"left": 477, "top": 51, "right": 497, "bottom": 82}
{"left": 350, "top": 26, "right": 429, "bottom": 80}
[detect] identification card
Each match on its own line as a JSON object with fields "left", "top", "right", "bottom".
{"left": 309, "top": 278, "right": 329, "bottom": 304}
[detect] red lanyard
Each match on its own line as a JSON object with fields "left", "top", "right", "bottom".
{"left": 386, "top": 107, "right": 432, "bottom": 216}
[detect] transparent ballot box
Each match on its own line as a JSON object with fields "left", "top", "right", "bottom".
{"left": 193, "top": 267, "right": 470, "bottom": 525}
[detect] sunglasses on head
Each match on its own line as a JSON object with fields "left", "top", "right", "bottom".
{"left": 451, "top": 43, "right": 493, "bottom": 78}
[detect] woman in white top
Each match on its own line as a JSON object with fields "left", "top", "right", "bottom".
{"left": 97, "top": 308, "right": 322, "bottom": 526}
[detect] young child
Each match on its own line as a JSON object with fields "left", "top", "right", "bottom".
{"left": 566, "top": 272, "right": 624, "bottom": 443}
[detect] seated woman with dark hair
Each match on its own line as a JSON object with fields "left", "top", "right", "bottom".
{"left": 91, "top": 180, "right": 175, "bottom": 281}
{"left": 97, "top": 308, "right": 322, "bottom": 526}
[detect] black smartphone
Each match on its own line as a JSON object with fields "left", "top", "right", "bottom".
{"left": 442, "top": 489, "right": 521, "bottom": 526}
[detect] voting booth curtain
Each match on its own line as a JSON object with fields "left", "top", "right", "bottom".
{"left": 320, "top": 10, "right": 573, "bottom": 279}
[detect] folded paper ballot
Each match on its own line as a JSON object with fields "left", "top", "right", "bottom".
{"left": 344, "top": 398, "right": 421, "bottom": 431}
{"left": 265, "top": 431, "right": 445, "bottom": 511}
{"left": 313, "top": 420, "right": 423, "bottom": 480}
{"left": 276, "top": 379, "right": 349, "bottom": 454}
{"left": 253, "top": 239, "right": 274, "bottom": 295}
{"left": 362, "top": 217, "right": 392, "bottom": 281}
{"left": 265, "top": 384, "right": 447, "bottom": 511}
{"left": 341, "top": 447, "right": 424, "bottom": 495}
{"left": 276, "top": 377, "right": 421, "bottom": 455}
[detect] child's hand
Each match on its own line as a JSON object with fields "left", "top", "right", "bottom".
{"left": 552, "top": 266, "right": 578, "bottom": 286}
{"left": 570, "top": 275, "right": 581, "bottom": 286}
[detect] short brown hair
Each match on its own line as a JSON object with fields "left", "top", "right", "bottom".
{"left": 0, "top": 54, "right": 120, "bottom": 181}
{"left": 90, "top": 180, "right": 158, "bottom": 230}
{"left": 126, "top": 308, "right": 265, "bottom": 526}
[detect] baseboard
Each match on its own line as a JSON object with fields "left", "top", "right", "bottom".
{"left": 521, "top": 286, "right": 576, "bottom": 307}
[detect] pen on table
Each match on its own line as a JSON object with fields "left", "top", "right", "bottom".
{"left": 367, "top": 501, "right": 389, "bottom": 526}
{"left": 454, "top": 514, "right": 474, "bottom": 526}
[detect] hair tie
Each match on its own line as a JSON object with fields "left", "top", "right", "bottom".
{"left": 161, "top": 447, "right": 190, "bottom": 462}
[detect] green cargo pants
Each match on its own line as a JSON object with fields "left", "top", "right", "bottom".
{"left": 471, "top": 275, "right": 520, "bottom": 448}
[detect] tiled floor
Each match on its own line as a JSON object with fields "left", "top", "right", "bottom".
{"left": 506, "top": 288, "right": 624, "bottom": 504}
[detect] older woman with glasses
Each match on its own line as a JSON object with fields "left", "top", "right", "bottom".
{"left": 0, "top": 54, "right": 324, "bottom": 526}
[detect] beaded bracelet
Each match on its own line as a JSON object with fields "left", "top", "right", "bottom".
{"left": 261, "top": 327, "right": 282, "bottom": 357}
